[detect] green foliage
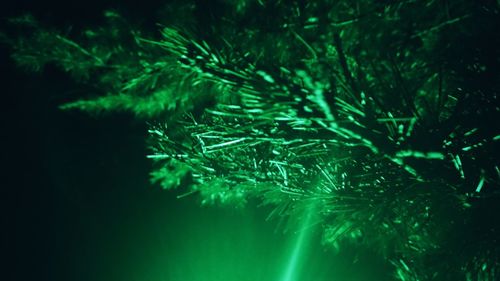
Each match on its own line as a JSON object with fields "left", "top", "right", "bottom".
{"left": 149, "top": 159, "right": 191, "bottom": 190}
{"left": 2, "top": 11, "right": 217, "bottom": 118}
{"left": 4, "top": 1, "right": 500, "bottom": 280}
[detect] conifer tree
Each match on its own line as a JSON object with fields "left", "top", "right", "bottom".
{"left": 3, "top": 1, "right": 500, "bottom": 280}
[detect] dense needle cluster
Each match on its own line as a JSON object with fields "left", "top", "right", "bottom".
{"left": 3, "top": 1, "right": 499, "bottom": 280}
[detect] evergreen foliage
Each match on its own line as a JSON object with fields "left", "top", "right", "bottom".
{"left": 3, "top": 1, "right": 500, "bottom": 280}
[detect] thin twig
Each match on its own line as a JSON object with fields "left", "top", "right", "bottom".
{"left": 410, "top": 14, "right": 471, "bottom": 39}
{"left": 55, "top": 35, "right": 104, "bottom": 66}
{"left": 332, "top": 32, "right": 359, "bottom": 96}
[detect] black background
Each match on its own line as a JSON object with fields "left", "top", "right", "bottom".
{"left": 2, "top": 1, "right": 168, "bottom": 280}
{"left": 2, "top": 1, "right": 199, "bottom": 280}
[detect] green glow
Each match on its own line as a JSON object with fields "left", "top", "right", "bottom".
{"left": 281, "top": 204, "right": 318, "bottom": 281}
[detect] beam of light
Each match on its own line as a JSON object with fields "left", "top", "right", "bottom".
{"left": 280, "top": 203, "right": 318, "bottom": 281}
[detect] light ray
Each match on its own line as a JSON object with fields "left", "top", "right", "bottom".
{"left": 281, "top": 203, "right": 318, "bottom": 281}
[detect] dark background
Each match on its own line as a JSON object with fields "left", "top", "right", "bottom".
{"left": 1, "top": 2, "right": 171, "bottom": 280}
{"left": 1, "top": 1, "right": 390, "bottom": 280}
